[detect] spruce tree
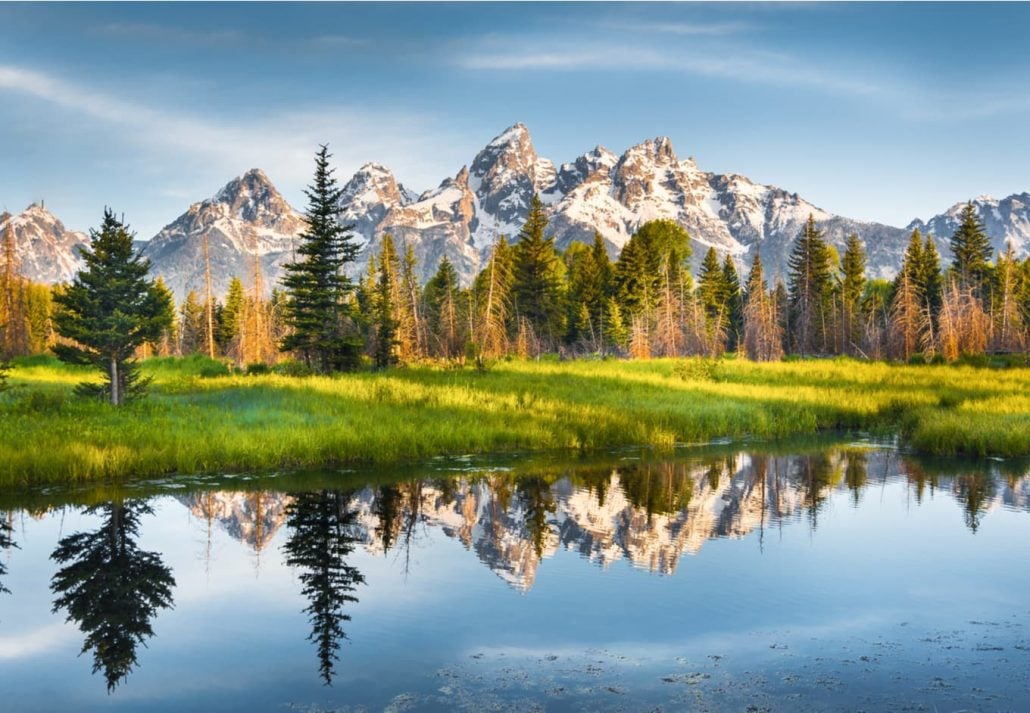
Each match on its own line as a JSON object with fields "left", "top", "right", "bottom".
{"left": 53, "top": 209, "right": 172, "bottom": 405}
{"left": 697, "top": 247, "right": 725, "bottom": 319}
{"left": 840, "top": 234, "right": 866, "bottom": 355}
{"left": 949, "top": 202, "right": 993, "bottom": 298}
{"left": 281, "top": 145, "right": 361, "bottom": 373}
{"left": 220, "top": 276, "right": 246, "bottom": 353}
{"left": 787, "top": 215, "right": 833, "bottom": 356}
{"left": 721, "top": 255, "right": 743, "bottom": 351}
{"left": 512, "top": 194, "right": 565, "bottom": 345}
{"left": 613, "top": 219, "right": 691, "bottom": 318}
{"left": 371, "top": 236, "right": 400, "bottom": 368}
{"left": 424, "top": 256, "right": 462, "bottom": 358}
{"left": 920, "top": 235, "right": 944, "bottom": 321}
{"left": 178, "top": 290, "right": 205, "bottom": 355}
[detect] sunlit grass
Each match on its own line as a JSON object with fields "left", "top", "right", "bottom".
{"left": 1, "top": 355, "right": 1027, "bottom": 486}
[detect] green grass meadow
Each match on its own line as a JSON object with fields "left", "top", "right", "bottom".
{"left": 1, "top": 354, "right": 1027, "bottom": 486}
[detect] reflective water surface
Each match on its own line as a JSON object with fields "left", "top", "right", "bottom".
{"left": 1, "top": 441, "right": 1029, "bottom": 712}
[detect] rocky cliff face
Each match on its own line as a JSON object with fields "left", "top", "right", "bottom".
{"left": 908, "top": 192, "right": 1030, "bottom": 260}
{"left": 13, "top": 125, "right": 1030, "bottom": 295}
{"left": 0, "top": 204, "right": 89, "bottom": 284}
{"left": 140, "top": 168, "right": 305, "bottom": 299}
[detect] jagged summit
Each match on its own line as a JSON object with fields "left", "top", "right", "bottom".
{"left": 0, "top": 202, "right": 88, "bottom": 284}
{"left": 140, "top": 171, "right": 304, "bottom": 299}
{"left": 12, "top": 123, "right": 1030, "bottom": 297}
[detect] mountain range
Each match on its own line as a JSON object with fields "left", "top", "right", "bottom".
{"left": 4, "top": 123, "right": 1029, "bottom": 300}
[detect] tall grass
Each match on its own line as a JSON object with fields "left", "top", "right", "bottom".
{"left": 0, "top": 355, "right": 1026, "bottom": 486}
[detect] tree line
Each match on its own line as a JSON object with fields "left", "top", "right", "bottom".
{"left": 2, "top": 146, "right": 1028, "bottom": 403}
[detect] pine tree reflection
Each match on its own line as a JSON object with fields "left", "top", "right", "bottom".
{"left": 283, "top": 490, "right": 365, "bottom": 685}
{"left": 0, "top": 512, "right": 15, "bottom": 596}
{"left": 50, "top": 500, "right": 175, "bottom": 691}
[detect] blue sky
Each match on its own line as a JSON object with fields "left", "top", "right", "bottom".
{"left": 2, "top": 2, "right": 1029, "bottom": 239}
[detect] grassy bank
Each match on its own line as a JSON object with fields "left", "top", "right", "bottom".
{"left": 0, "top": 355, "right": 1027, "bottom": 486}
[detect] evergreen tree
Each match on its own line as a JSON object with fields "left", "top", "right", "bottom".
{"left": 50, "top": 500, "right": 175, "bottom": 691}
{"left": 424, "top": 256, "right": 462, "bottom": 358}
{"left": 512, "top": 194, "right": 565, "bottom": 346}
{"left": 281, "top": 146, "right": 361, "bottom": 373}
{"left": 613, "top": 219, "right": 691, "bottom": 318}
{"left": 53, "top": 209, "right": 172, "bottom": 405}
{"left": 400, "top": 243, "right": 425, "bottom": 359}
{"left": 149, "top": 277, "right": 176, "bottom": 357}
{"left": 721, "top": 255, "right": 743, "bottom": 351}
{"left": 371, "top": 236, "right": 400, "bottom": 368}
{"left": 840, "top": 234, "right": 866, "bottom": 356}
{"left": 697, "top": 247, "right": 725, "bottom": 321}
{"left": 178, "top": 290, "right": 205, "bottom": 355}
{"left": 787, "top": 215, "right": 833, "bottom": 356}
{"left": 949, "top": 202, "right": 993, "bottom": 298}
{"left": 219, "top": 276, "right": 246, "bottom": 354}
{"left": 742, "top": 254, "right": 783, "bottom": 361}
{"left": 602, "top": 296, "right": 628, "bottom": 353}
{"left": 920, "top": 235, "right": 944, "bottom": 324}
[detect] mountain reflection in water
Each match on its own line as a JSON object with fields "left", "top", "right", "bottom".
{"left": 0, "top": 444, "right": 1027, "bottom": 708}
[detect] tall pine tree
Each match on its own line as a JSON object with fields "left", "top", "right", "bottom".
{"left": 787, "top": 215, "right": 833, "bottom": 356}
{"left": 511, "top": 194, "right": 565, "bottom": 347}
{"left": 281, "top": 146, "right": 361, "bottom": 372}
{"left": 949, "top": 202, "right": 993, "bottom": 298}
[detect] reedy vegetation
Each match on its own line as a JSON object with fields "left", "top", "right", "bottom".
{"left": 0, "top": 354, "right": 1027, "bottom": 486}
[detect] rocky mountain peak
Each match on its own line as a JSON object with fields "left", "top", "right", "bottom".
{"left": 0, "top": 202, "right": 88, "bottom": 284}
{"left": 556, "top": 146, "right": 618, "bottom": 194}
{"left": 470, "top": 123, "right": 555, "bottom": 227}
{"left": 342, "top": 163, "right": 412, "bottom": 210}
{"left": 210, "top": 168, "right": 293, "bottom": 226}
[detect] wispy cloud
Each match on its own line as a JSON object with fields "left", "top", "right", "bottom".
{"left": 455, "top": 43, "right": 881, "bottom": 97}
{"left": 454, "top": 36, "right": 1030, "bottom": 120}
{"left": 603, "top": 20, "right": 752, "bottom": 36}
{"left": 0, "top": 64, "right": 470, "bottom": 233}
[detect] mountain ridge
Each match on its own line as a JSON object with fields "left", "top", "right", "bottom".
{"left": 7, "top": 124, "right": 1029, "bottom": 298}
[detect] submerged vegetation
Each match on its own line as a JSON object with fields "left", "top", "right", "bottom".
{"left": 1, "top": 354, "right": 1027, "bottom": 486}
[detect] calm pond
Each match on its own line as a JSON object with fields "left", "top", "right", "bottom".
{"left": 1, "top": 440, "right": 1029, "bottom": 712}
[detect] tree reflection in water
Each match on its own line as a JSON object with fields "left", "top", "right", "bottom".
{"left": 0, "top": 512, "right": 15, "bottom": 596}
{"left": 283, "top": 489, "right": 365, "bottom": 685}
{"left": 50, "top": 500, "right": 175, "bottom": 691}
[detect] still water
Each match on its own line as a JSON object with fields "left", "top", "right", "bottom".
{"left": 1, "top": 441, "right": 1029, "bottom": 712}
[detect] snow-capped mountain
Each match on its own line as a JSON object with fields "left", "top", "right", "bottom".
{"left": 10, "top": 124, "right": 1030, "bottom": 296}
{"left": 0, "top": 203, "right": 89, "bottom": 284}
{"left": 140, "top": 168, "right": 305, "bottom": 299}
{"left": 908, "top": 192, "right": 1030, "bottom": 260}
{"left": 341, "top": 124, "right": 914, "bottom": 283}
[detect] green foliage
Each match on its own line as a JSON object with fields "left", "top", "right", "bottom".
{"left": 52, "top": 209, "right": 172, "bottom": 405}
{"left": 949, "top": 202, "right": 993, "bottom": 298}
{"left": 219, "top": 276, "right": 246, "bottom": 350}
{"left": 614, "top": 219, "right": 692, "bottom": 316}
{"left": 512, "top": 194, "right": 566, "bottom": 344}
{"left": 372, "top": 234, "right": 400, "bottom": 369}
{"left": 281, "top": 145, "right": 362, "bottom": 373}
{"left": 787, "top": 215, "right": 833, "bottom": 356}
